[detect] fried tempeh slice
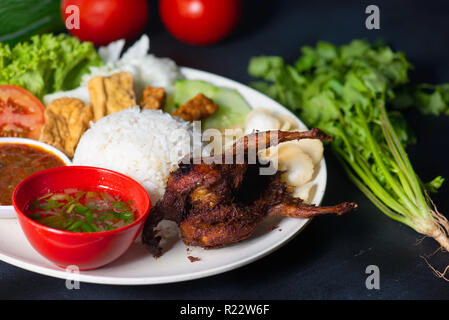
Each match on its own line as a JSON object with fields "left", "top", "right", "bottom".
{"left": 39, "top": 97, "right": 93, "bottom": 158}
{"left": 171, "top": 93, "right": 219, "bottom": 121}
{"left": 88, "top": 72, "right": 136, "bottom": 121}
{"left": 140, "top": 86, "right": 166, "bottom": 110}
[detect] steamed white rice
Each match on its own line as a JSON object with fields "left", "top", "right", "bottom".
{"left": 73, "top": 107, "right": 193, "bottom": 203}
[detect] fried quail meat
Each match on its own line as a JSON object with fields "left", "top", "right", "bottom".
{"left": 88, "top": 71, "right": 136, "bottom": 121}
{"left": 39, "top": 97, "right": 93, "bottom": 158}
{"left": 142, "top": 129, "right": 358, "bottom": 257}
{"left": 140, "top": 86, "right": 166, "bottom": 110}
{"left": 171, "top": 93, "right": 219, "bottom": 121}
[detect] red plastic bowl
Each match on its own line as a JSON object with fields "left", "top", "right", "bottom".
{"left": 12, "top": 166, "right": 151, "bottom": 270}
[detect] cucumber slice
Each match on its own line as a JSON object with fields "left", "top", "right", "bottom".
{"left": 173, "top": 80, "right": 218, "bottom": 106}
{"left": 202, "top": 87, "right": 251, "bottom": 130}
{"left": 164, "top": 93, "right": 177, "bottom": 113}
{"left": 172, "top": 79, "right": 251, "bottom": 129}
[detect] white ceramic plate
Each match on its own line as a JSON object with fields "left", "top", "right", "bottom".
{"left": 0, "top": 67, "right": 327, "bottom": 285}
{"left": 0, "top": 138, "right": 72, "bottom": 218}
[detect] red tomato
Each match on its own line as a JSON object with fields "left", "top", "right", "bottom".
{"left": 0, "top": 85, "right": 45, "bottom": 140}
{"left": 61, "top": 0, "right": 149, "bottom": 46}
{"left": 159, "top": 0, "right": 242, "bottom": 45}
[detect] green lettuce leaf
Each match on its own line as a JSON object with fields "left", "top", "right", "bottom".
{"left": 0, "top": 33, "right": 104, "bottom": 99}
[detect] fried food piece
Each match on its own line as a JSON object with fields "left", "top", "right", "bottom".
{"left": 142, "top": 129, "right": 358, "bottom": 257}
{"left": 88, "top": 72, "right": 136, "bottom": 121}
{"left": 39, "top": 98, "right": 93, "bottom": 158}
{"left": 140, "top": 86, "right": 166, "bottom": 110}
{"left": 171, "top": 93, "right": 219, "bottom": 121}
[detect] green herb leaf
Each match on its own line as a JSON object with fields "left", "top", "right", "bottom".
{"left": 425, "top": 176, "right": 445, "bottom": 193}
{"left": 248, "top": 39, "right": 447, "bottom": 246}
{"left": 0, "top": 33, "right": 103, "bottom": 99}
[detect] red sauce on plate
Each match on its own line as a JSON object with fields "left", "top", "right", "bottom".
{"left": 0, "top": 143, "right": 66, "bottom": 205}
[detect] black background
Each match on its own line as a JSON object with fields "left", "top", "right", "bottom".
{"left": 1, "top": 0, "right": 449, "bottom": 299}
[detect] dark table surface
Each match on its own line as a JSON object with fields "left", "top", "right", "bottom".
{"left": 2, "top": 0, "right": 449, "bottom": 300}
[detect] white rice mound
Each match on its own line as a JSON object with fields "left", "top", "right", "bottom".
{"left": 73, "top": 107, "right": 193, "bottom": 204}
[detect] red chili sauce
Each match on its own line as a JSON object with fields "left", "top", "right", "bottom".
{"left": 0, "top": 143, "right": 66, "bottom": 205}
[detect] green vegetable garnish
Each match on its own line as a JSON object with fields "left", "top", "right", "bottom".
{"left": 0, "top": 33, "right": 103, "bottom": 99}
{"left": 37, "top": 193, "right": 53, "bottom": 201}
{"left": 104, "top": 225, "right": 115, "bottom": 231}
{"left": 67, "top": 221, "right": 84, "bottom": 231}
{"left": 63, "top": 219, "right": 74, "bottom": 229}
{"left": 74, "top": 205, "right": 89, "bottom": 214}
{"left": 112, "top": 201, "right": 128, "bottom": 210}
{"left": 66, "top": 203, "right": 76, "bottom": 214}
{"left": 39, "top": 215, "right": 66, "bottom": 229}
{"left": 249, "top": 39, "right": 449, "bottom": 250}
{"left": 89, "top": 224, "right": 99, "bottom": 232}
{"left": 81, "top": 223, "right": 94, "bottom": 233}
{"left": 85, "top": 211, "right": 94, "bottom": 223}
{"left": 38, "top": 199, "right": 63, "bottom": 210}
{"left": 28, "top": 190, "right": 136, "bottom": 233}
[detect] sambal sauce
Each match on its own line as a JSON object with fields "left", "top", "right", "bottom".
{"left": 0, "top": 143, "right": 66, "bottom": 205}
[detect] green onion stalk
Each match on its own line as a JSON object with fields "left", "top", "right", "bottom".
{"left": 336, "top": 96, "right": 449, "bottom": 250}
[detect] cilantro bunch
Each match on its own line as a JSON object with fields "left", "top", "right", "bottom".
{"left": 249, "top": 40, "right": 449, "bottom": 250}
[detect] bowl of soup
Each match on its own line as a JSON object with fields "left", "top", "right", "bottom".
{"left": 12, "top": 166, "right": 151, "bottom": 270}
{"left": 0, "top": 138, "right": 71, "bottom": 218}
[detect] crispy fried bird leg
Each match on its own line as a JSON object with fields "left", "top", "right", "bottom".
{"left": 142, "top": 129, "right": 357, "bottom": 257}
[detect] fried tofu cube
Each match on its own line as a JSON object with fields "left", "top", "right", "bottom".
{"left": 171, "top": 93, "right": 219, "bottom": 122}
{"left": 40, "top": 97, "right": 93, "bottom": 158}
{"left": 140, "top": 86, "right": 166, "bottom": 110}
{"left": 88, "top": 72, "right": 136, "bottom": 121}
